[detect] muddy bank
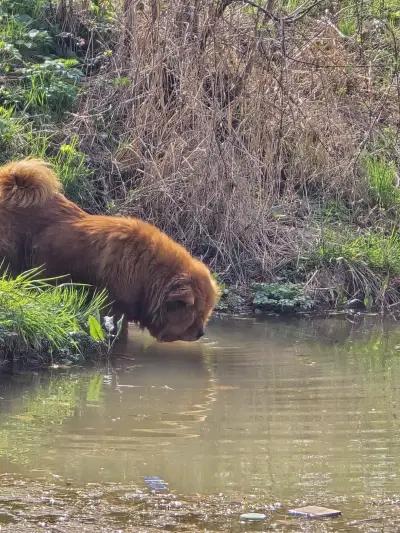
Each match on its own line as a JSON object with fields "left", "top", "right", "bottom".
{"left": 216, "top": 282, "right": 380, "bottom": 317}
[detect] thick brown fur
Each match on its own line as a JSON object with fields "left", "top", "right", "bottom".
{"left": 0, "top": 159, "right": 219, "bottom": 342}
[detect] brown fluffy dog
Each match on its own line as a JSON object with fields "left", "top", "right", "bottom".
{"left": 0, "top": 159, "right": 219, "bottom": 342}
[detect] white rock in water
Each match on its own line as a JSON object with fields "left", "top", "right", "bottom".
{"left": 240, "top": 512, "right": 266, "bottom": 521}
{"left": 288, "top": 505, "right": 341, "bottom": 518}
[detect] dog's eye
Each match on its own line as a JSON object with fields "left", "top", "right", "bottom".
{"left": 166, "top": 300, "right": 187, "bottom": 312}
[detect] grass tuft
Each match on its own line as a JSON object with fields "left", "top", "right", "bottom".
{"left": 0, "top": 268, "right": 108, "bottom": 365}
{"left": 303, "top": 229, "right": 400, "bottom": 310}
{"left": 364, "top": 155, "right": 399, "bottom": 210}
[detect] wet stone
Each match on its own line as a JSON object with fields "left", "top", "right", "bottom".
{"left": 240, "top": 512, "right": 267, "bottom": 521}
{"left": 288, "top": 505, "right": 341, "bottom": 518}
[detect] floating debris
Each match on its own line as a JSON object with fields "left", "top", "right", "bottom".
{"left": 288, "top": 505, "right": 341, "bottom": 518}
{"left": 144, "top": 476, "right": 169, "bottom": 492}
{"left": 240, "top": 512, "right": 267, "bottom": 521}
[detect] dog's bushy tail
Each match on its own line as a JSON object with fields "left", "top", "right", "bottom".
{"left": 0, "top": 159, "right": 61, "bottom": 207}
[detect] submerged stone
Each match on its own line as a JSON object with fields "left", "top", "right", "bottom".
{"left": 288, "top": 505, "right": 341, "bottom": 518}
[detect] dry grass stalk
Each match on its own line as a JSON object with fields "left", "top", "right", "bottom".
{"left": 70, "top": 0, "right": 399, "bottom": 282}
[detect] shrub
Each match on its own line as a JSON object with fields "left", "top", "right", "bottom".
{"left": 72, "top": 0, "right": 400, "bottom": 283}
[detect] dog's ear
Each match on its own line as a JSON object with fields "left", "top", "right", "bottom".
{"left": 166, "top": 281, "right": 195, "bottom": 308}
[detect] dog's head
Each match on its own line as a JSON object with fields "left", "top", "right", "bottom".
{"left": 145, "top": 262, "right": 220, "bottom": 342}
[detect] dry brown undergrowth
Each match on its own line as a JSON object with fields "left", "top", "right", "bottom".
{"left": 69, "top": 0, "right": 399, "bottom": 282}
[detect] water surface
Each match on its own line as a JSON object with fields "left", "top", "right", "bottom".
{"left": 1, "top": 316, "right": 400, "bottom": 531}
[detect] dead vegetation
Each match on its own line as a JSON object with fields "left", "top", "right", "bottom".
{"left": 68, "top": 0, "right": 399, "bottom": 286}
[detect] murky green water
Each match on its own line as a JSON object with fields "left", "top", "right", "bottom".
{"left": 1, "top": 316, "right": 400, "bottom": 531}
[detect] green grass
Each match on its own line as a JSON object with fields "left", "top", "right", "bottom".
{"left": 338, "top": 17, "right": 357, "bottom": 36}
{"left": 0, "top": 105, "right": 27, "bottom": 160}
{"left": 0, "top": 113, "right": 94, "bottom": 204}
{"left": 0, "top": 268, "right": 108, "bottom": 364}
{"left": 364, "top": 155, "right": 399, "bottom": 210}
{"left": 302, "top": 228, "right": 400, "bottom": 310}
{"left": 313, "top": 230, "right": 400, "bottom": 275}
{"left": 20, "top": 59, "right": 82, "bottom": 116}
{"left": 29, "top": 134, "right": 94, "bottom": 205}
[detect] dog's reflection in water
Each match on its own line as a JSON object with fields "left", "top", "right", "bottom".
{"left": 110, "top": 328, "right": 218, "bottom": 428}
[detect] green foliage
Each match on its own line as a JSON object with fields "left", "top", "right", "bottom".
{"left": 88, "top": 315, "right": 106, "bottom": 342}
{"left": 112, "top": 76, "right": 131, "bottom": 88}
{"left": 25, "top": 134, "right": 94, "bottom": 205}
{"left": 364, "top": 155, "right": 399, "bottom": 209}
{"left": 338, "top": 17, "right": 357, "bottom": 36}
{"left": 20, "top": 59, "right": 82, "bottom": 116}
{"left": 0, "top": 105, "right": 26, "bottom": 159}
{"left": 0, "top": 1, "right": 91, "bottom": 208}
{"left": 252, "top": 282, "right": 314, "bottom": 313}
{"left": 215, "top": 286, "right": 247, "bottom": 313}
{"left": 310, "top": 229, "right": 400, "bottom": 276}
{"left": 315, "top": 200, "right": 352, "bottom": 224}
{"left": 212, "top": 272, "right": 227, "bottom": 297}
{"left": 213, "top": 273, "right": 249, "bottom": 313}
{"left": 0, "top": 268, "right": 108, "bottom": 363}
{"left": 0, "top": 1, "right": 82, "bottom": 117}
{"left": 0, "top": 0, "right": 48, "bottom": 19}
{"left": 0, "top": 10, "right": 53, "bottom": 69}
{"left": 50, "top": 137, "right": 93, "bottom": 203}
{"left": 0, "top": 40, "right": 22, "bottom": 71}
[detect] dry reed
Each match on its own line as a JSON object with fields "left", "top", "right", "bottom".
{"left": 69, "top": 0, "right": 399, "bottom": 282}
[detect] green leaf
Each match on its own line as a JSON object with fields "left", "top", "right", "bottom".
{"left": 88, "top": 315, "right": 105, "bottom": 341}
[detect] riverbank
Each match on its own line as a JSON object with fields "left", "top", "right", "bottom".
{"left": 0, "top": 269, "right": 108, "bottom": 367}
{"left": 1, "top": 0, "right": 400, "bottom": 319}
{"left": 216, "top": 279, "right": 397, "bottom": 317}
{"left": 2, "top": 474, "right": 400, "bottom": 532}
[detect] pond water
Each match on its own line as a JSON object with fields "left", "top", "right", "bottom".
{"left": 1, "top": 316, "right": 400, "bottom": 531}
